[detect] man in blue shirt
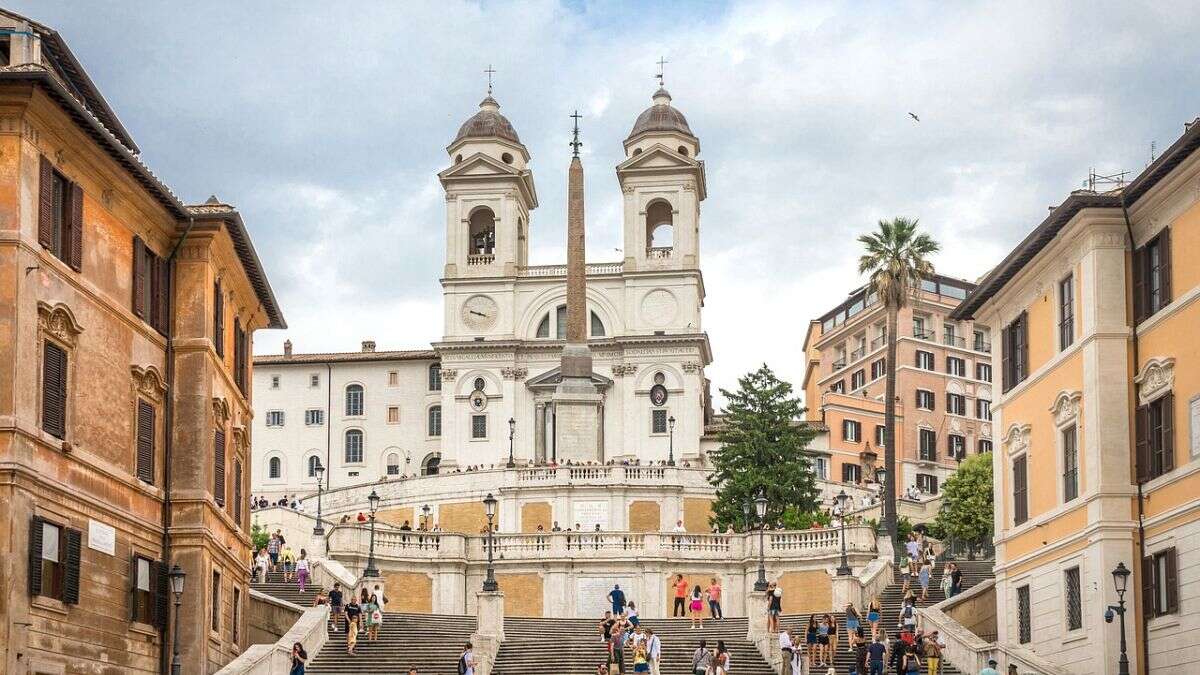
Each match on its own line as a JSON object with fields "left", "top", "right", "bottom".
{"left": 608, "top": 584, "right": 626, "bottom": 616}
{"left": 866, "top": 634, "right": 888, "bottom": 675}
{"left": 980, "top": 658, "right": 1000, "bottom": 675}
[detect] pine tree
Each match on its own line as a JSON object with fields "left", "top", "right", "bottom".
{"left": 708, "top": 364, "right": 820, "bottom": 530}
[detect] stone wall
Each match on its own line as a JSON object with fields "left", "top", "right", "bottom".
{"left": 377, "top": 506, "right": 414, "bottom": 528}
{"left": 441, "top": 501, "right": 487, "bottom": 533}
{"left": 682, "top": 497, "right": 714, "bottom": 532}
{"left": 628, "top": 500, "right": 661, "bottom": 532}
{"left": 386, "top": 572, "right": 434, "bottom": 613}
{"left": 496, "top": 573, "right": 544, "bottom": 616}
{"left": 247, "top": 591, "right": 303, "bottom": 646}
{"left": 520, "top": 501, "right": 552, "bottom": 532}
{"left": 778, "top": 569, "right": 833, "bottom": 615}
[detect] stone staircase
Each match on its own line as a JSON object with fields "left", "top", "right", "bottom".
{"left": 251, "top": 570, "right": 323, "bottom": 607}
{"left": 307, "top": 613, "right": 478, "bottom": 674}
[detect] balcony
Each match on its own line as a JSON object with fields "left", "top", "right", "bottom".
{"left": 870, "top": 334, "right": 887, "bottom": 349}
{"left": 467, "top": 253, "right": 494, "bottom": 266}
{"left": 943, "top": 335, "right": 966, "bottom": 348}
{"left": 974, "top": 340, "right": 992, "bottom": 353}
{"left": 832, "top": 358, "right": 847, "bottom": 371}
{"left": 850, "top": 347, "right": 866, "bottom": 361}
{"left": 646, "top": 246, "right": 673, "bottom": 260}
{"left": 914, "top": 329, "right": 936, "bottom": 341}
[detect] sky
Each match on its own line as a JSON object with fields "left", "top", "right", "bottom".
{"left": 15, "top": 1, "right": 1200, "bottom": 408}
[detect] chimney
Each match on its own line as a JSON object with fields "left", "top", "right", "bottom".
{"left": 361, "top": 340, "right": 376, "bottom": 353}
{"left": 283, "top": 340, "right": 293, "bottom": 357}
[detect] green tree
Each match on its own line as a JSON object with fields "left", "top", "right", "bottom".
{"left": 709, "top": 364, "right": 820, "bottom": 530}
{"left": 857, "top": 218, "right": 940, "bottom": 550}
{"left": 934, "top": 452, "right": 994, "bottom": 546}
{"left": 251, "top": 522, "right": 270, "bottom": 552}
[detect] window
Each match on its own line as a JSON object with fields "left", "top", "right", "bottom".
{"left": 947, "top": 393, "right": 966, "bottom": 415}
{"left": 469, "top": 207, "right": 496, "bottom": 255}
{"left": 1002, "top": 312, "right": 1029, "bottom": 392}
{"left": 974, "top": 330, "right": 990, "bottom": 353}
{"left": 388, "top": 371, "right": 398, "bottom": 386}
{"left": 976, "top": 363, "right": 992, "bottom": 382}
{"left": 213, "top": 280, "right": 224, "bottom": 358}
{"left": 211, "top": 570, "right": 221, "bottom": 633}
{"left": 344, "top": 429, "right": 364, "bottom": 463}
{"left": 919, "top": 429, "right": 937, "bottom": 461}
{"left": 473, "top": 377, "right": 486, "bottom": 392}
{"left": 387, "top": 406, "right": 400, "bottom": 424}
{"left": 428, "top": 364, "right": 442, "bottom": 391}
{"left": 1144, "top": 547, "right": 1179, "bottom": 617}
{"left": 233, "top": 318, "right": 248, "bottom": 394}
{"left": 232, "top": 586, "right": 241, "bottom": 643}
{"left": 976, "top": 399, "right": 992, "bottom": 421}
{"left": 265, "top": 410, "right": 284, "bottom": 427}
{"left": 842, "top": 419, "right": 862, "bottom": 442}
{"left": 136, "top": 399, "right": 155, "bottom": 484}
{"left": 916, "top": 389, "right": 935, "bottom": 410}
{"left": 947, "top": 356, "right": 966, "bottom": 377}
{"left": 556, "top": 305, "right": 567, "bottom": 338}
{"left": 38, "top": 156, "right": 83, "bottom": 271}
{"left": 943, "top": 322, "right": 959, "bottom": 346}
{"left": 1062, "top": 425, "right": 1078, "bottom": 502}
{"left": 471, "top": 414, "right": 487, "bottom": 439}
{"left": 851, "top": 369, "right": 866, "bottom": 390}
{"left": 133, "top": 556, "right": 154, "bottom": 624}
{"left": 310, "top": 374, "right": 320, "bottom": 388}
{"left": 307, "top": 455, "right": 321, "bottom": 478}
{"left": 345, "top": 384, "right": 364, "bottom": 416}
{"left": 829, "top": 380, "right": 845, "bottom": 394}
{"left": 870, "top": 358, "right": 886, "bottom": 380}
{"left": 978, "top": 439, "right": 993, "bottom": 454}
{"left": 386, "top": 453, "right": 400, "bottom": 476}
{"left": 42, "top": 340, "right": 68, "bottom": 439}
{"left": 1065, "top": 566, "right": 1082, "bottom": 631}
{"left": 916, "top": 350, "right": 935, "bottom": 370}
{"left": 916, "top": 473, "right": 939, "bottom": 494}
{"left": 912, "top": 316, "right": 928, "bottom": 338}
{"left": 1058, "top": 275, "right": 1074, "bottom": 350}
{"left": 875, "top": 425, "right": 886, "bottom": 447}
{"left": 948, "top": 434, "right": 965, "bottom": 461}
{"left": 1136, "top": 393, "right": 1175, "bottom": 482}
{"left": 29, "top": 517, "right": 81, "bottom": 603}
{"left": 213, "top": 429, "right": 226, "bottom": 506}
{"left": 1013, "top": 455, "right": 1028, "bottom": 525}
{"left": 652, "top": 409, "right": 669, "bottom": 434}
{"left": 591, "top": 311, "right": 606, "bottom": 337}
{"left": 270, "top": 375, "right": 280, "bottom": 389}
{"left": 1134, "top": 229, "right": 1172, "bottom": 322}
{"left": 304, "top": 409, "right": 324, "bottom": 426}
{"left": 268, "top": 456, "right": 281, "bottom": 479}
{"left": 812, "top": 456, "right": 829, "bottom": 480}
{"left": 842, "top": 463, "right": 862, "bottom": 484}
{"left": 646, "top": 200, "right": 674, "bottom": 249}
{"left": 1017, "top": 584, "right": 1031, "bottom": 643}
{"left": 428, "top": 405, "right": 442, "bottom": 437}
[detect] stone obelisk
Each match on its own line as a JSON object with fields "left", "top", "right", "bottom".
{"left": 554, "top": 111, "right": 602, "bottom": 462}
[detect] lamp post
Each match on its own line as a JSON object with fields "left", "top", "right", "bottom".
{"left": 312, "top": 460, "right": 326, "bottom": 537}
{"left": 742, "top": 500, "right": 752, "bottom": 533}
{"left": 168, "top": 564, "right": 186, "bottom": 675}
{"left": 507, "top": 417, "right": 516, "bottom": 468}
{"left": 422, "top": 503, "right": 431, "bottom": 528}
{"left": 363, "top": 489, "right": 380, "bottom": 577}
{"left": 753, "top": 490, "right": 768, "bottom": 591}
{"left": 835, "top": 489, "right": 852, "bottom": 576}
{"left": 1106, "top": 562, "right": 1132, "bottom": 675}
{"left": 667, "top": 415, "right": 676, "bottom": 466}
{"left": 482, "top": 493, "right": 499, "bottom": 591}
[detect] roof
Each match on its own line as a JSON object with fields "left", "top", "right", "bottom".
{"left": 951, "top": 116, "right": 1200, "bottom": 320}
{"left": 626, "top": 88, "right": 695, "bottom": 142}
{"left": 186, "top": 200, "right": 286, "bottom": 329}
{"left": 255, "top": 349, "right": 438, "bottom": 366}
{"left": 453, "top": 96, "right": 522, "bottom": 146}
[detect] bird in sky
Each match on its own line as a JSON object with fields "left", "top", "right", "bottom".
{"left": 908, "top": 112, "right": 920, "bottom": 122}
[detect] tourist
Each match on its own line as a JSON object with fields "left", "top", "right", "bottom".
{"left": 845, "top": 602, "right": 861, "bottom": 651}
{"left": 344, "top": 595, "right": 361, "bottom": 655}
{"left": 898, "top": 599, "right": 917, "bottom": 634}
{"left": 866, "top": 632, "right": 888, "bottom": 675}
{"left": 632, "top": 641, "right": 650, "bottom": 674}
{"left": 940, "top": 564, "right": 953, "bottom": 599}
{"left": 866, "top": 595, "right": 882, "bottom": 638}
{"left": 825, "top": 612, "right": 839, "bottom": 663}
{"left": 918, "top": 557, "right": 932, "bottom": 602}
{"left": 608, "top": 584, "right": 627, "bottom": 616}
{"left": 689, "top": 584, "right": 705, "bottom": 628}
{"left": 890, "top": 632, "right": 907, "bottom": 675}
{"left": 707, "top": 578, "right": 723, "bottom": 620}
{"left": 901, "top": 643, "right": 923, "bottom": 675}
{"left": 552, "top": 521, "right": 562, "bottom": 531}
{"left": 357, "top": 512, "right": 367, "bottom": 523}
{"left": 458, "top": 642, "right": 476, "bottom": 675}
{"left": 599, "top": 611, "right": 616, "bottom": 644}
{"left": 791, "top": 631, "right": 805, "bottom": 675}
{"left": 328, "top": 583, "right": 344, "bottom": 632}
{"left": 281, "top": 543, "right": 296, "bottom": 582}
{"left": 905, "top": 534, "right": 920, "bottom": 575}
{"left": 296, "top": 549, "right": 310, "bottom": 592}
{"left": 609, "top": 620, "right": 626, "bottom": 673}
{"left": 267, "top": 533, "right": 281, "bottom": 572}
{"left": 778, "top": 628, "right": 793, "bottom": 675}
{"left": 646, "top": 628, "right": 661, "bottom": 675}
{"left": 364, "top": 593, "right": 381, "bottom": 641}
{"left": 255, "top": 548, "right": 270, "bottom": 584}
{"left": 817, "top": 614, "right": 831, "bottom": 666}
{"left": 923, "top": 629, "right": 944, "bottom": 675}
{"left": 979, "top": 658, "right": 1000, "bottom": 675}
{"left": 673, "top": 574, "right": 688, "bottom": 617}
{"left": 805, "top": 615, "right": 820, "bottom": 665}
{"left": 767, "top": 583, "right": 783, "bottom": 633}
{"left": 627, "top": 601, "right": 640, "bottom": 627}
{"left": 948, "top": 563, "right": 963, "bottom": 598}
{"left": 290, "top": 641, "right": 307, "bottom": 675}
{"left": 691, "top": 638, "right": 712, "bottom": 675}
{"left": 852, "top": 627, "right": 869, "bottom": 674}
{"left": 713, "top": 640, "right": 729, "bottom": 675}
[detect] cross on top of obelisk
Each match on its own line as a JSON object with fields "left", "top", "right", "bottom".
{"left": 484, "top": 64, "right": 496, "bottom": 95}
{"left": 570, "top": 110, "right": 583, "bottom": 157}
{"left": 654, "top": 56, "right": 668, "bottom": 87}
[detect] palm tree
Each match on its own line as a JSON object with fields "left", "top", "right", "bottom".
{"left": 857, "top": 217, "right": 939, "bottom": 558}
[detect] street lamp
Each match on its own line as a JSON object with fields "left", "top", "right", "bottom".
{"left": 667, "top": 415, "right": 676, "bottom": 466}
{"left": 482, "top": 493, "right": 499, "bottom": 591}
{"left": 753, "top": 490, "right": 768, "bottom": 591}
{"left": 835, "top": 489, "right": 852, "bottom": 576}
{"left": 363, "top": 489, "right": 380, "bottom": 577}
{"left": 312, "top": 460, "right": 326, "bottom": 537}
{"left": 507, "top": 417, "right": 516, "bottom": 468}
{"left": 742, "top": 500, "right": 752, "bottom": 533}
{"left": 422, "top": 503, "right": 432, "bottom": 528}
{"left": 1105, "top": 562, "right": 1132, "bottom": 675}
{"left": 168, "top": 564, "right": 186, "bottom": 675}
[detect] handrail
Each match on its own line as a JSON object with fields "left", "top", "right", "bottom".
{"left": 215, "top": 600, "right": 329, "bottom": 675}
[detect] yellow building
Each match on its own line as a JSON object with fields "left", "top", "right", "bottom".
{"left": 950, "top": 117, "right": 1200, "bottom": 673}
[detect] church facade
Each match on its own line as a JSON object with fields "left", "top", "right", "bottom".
{"left": 253, "top": 87, "right": 717, "bottom": 497}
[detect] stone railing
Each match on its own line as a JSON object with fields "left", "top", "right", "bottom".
{"left": 216, "top": 600, "right": 329, "bottom": 675}
{"left": 845, "top": 493, "right": 943, "bottom": 524}
{"left": 520, "top": 262, "right": 624, "bottom": 277}
{"left": 467, "top": 253, "right": 494, "bottom": 266}
{"left": 646, "top": 246, "right": 672, "bottom": 259}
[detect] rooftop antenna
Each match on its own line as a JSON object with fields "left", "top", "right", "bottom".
{"left": 1083, "top": 167, "right": 1130, "bottom": 192}
{"left": 654, "top": 56, "right": 668, "bottom": 87}
{"left": 484, "top": 64, "right": 496, "bottom": 96}
{"left": 570, "top": 110, "right": 583, "bottom": 157}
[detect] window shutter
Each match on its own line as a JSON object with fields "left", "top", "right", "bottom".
{"left": 132, "top": 237, "right": 147, "bottom": 318}
{"left": 1159, "top": 228, "right": 1172, "bottom": 306}
{"left": 136, "top": 400, "right": 155, "bottom": 483}
{"left": 39, "top": 155, "right": 54, "bottom": 248}
{"left": 1018, "top": 312, "right": 1029, "bottom": 381}
{"left": 1161, "top": 392, "right": 1175, "bottom": 473}
{"left": 42, "top": 341, "right": 67, "bottom": 439}
{"left": 28, "top": 516, "right": 44, "bottom": 596}
{"left": 233, "top": 459, "right": 243, "bottom": 526}
{"left": 129, "top": 554, "right": 140, "bottom": 621}
{"left": 214, "top": 429, "right": 226, "bottom": 506}
{"left": 63, "top": 527, "right": 82, "bottom": 605}
{"left": 1132, "top": 246, "right": 1146, "bottom": 323}
{"left": 68, "top": 181, "right": 83, "bottom": 271}
{"left": 213, "top": 280, "right": 224, "bottom": 358}
{"left": 153, "top": 257, "right": 170, "bottom": 335}
{"left": 1164, "top": 548, "right": 1179, "bottom": 614}
{"left": 1001, "top": 325, "right": 1013, "bottom": 392}
{"left": 1135, "top": 404, "right": 1150, "bottom": 483}
{"left": 154, "top": 560, "right": 170, "bottom": 629}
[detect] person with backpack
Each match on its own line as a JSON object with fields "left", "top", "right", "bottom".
{"left": 689, "top": 585, "right": 705, "bottom": 629}
{"left": 344, "top": 596, "right": 361, "bottom": 655}
{"left": 608, "top": 584, "right": 627, "bottom": 616}
{"left": 901, "top": 643, "right": 923, "bottom": 675}
{"left": 713, "top": 640, "right": 730, "bottom": 675}
{"left": 458, "top": 642, "right": 476, "bottom": 675}
{"left": 328, "top": 583, "right": 344, "bottom": 633}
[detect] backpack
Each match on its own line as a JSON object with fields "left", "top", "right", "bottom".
{"left": 458, "top": 654, "right": 467, "bottom": 675}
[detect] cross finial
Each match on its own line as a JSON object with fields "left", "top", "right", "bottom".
{"left": 484, "top": 64, "right": 496, "bottom": 95}
{"left": 570, "top": 110, "right": 583, "bottom": 158}
{"left": 654, "top": 56, "right": 668, "bottom": 87}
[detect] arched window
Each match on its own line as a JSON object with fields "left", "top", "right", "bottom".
{"left": 537, "top": 305, "right": 607, "bottom": 338}
{"left": 422, "top": 453, "right": 441, "bottom": 476}
{"left": 501, "top": 152, "right": 513, "bottom": 164}
{"left": 268, "top": 456, "right": 281, "bottom": 479}
{"left": 469, "top": 208, "right": 496, "bottom": 256}
{"left": 307, "top": 455, "right": 321, "bottom": 478}
{"left": 428, "top": 363, "right": 442, "bottom": 391}
{"left": 386, "top": 453, "right": 400, "bottom": 476}
{"left": 428, "top": 405, "right": 442, "bottom": 437}
{"left": 556, "top": 305, "right": 567, "bottom": 338}
{"left": 646, "top": 201, "right": 674, "bottom": 250}
{"left": 344, "top": 429, "right": 363, "bottom": 463}
{"left": 536, "top": 314, "right": 550, "bottom": 338}
{"left": 591, "top": 311, "right": 606, "bottom": 337}
{"left": 473, "top": 377, "right": 486, "bottom": 392}
{"left": 345, "top": 384, "right": 364, "bottom": 416}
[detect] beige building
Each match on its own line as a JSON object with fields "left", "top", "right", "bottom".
{"left": 0, "top": 11, "right": 283, "bottom": 674}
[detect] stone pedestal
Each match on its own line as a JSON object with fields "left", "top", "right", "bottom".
{"left": 357, "top": 575, "right": 388, "bottom": 611}
{"left": 831, "top": 571, "right": 861, "bottom": 612}
{"left": 471, "top": 590, "right": 506, "bottom": 675}
{"left": 746, "top": 590, "right": 768, "bottom": 640}
{"left": 554, "top": 360, "right": 602, "bottom": 463}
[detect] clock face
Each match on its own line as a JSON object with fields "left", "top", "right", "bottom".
{"left": 461, "top": 295, "right": 498, "bottom": 331}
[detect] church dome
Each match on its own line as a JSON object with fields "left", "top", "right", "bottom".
{"left": 626, "top": 88, "right": 695, "bottom": 141}
{"left": 454, "top": 96, "right": 522, "bottom": 145}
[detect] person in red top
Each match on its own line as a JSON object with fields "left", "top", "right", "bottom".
{"left": 706, "top": 578, "right": 723, "bottom": 620}
{"left": 672, "top": 574, "right": 688, "bottom": 617}
{"left": 356, "top": 512, "right": 367, "bottom": 523}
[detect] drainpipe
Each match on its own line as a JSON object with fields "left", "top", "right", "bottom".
{"left": 326, "top": 362, "right": 333, "bottom": 492}
{"left": 1120, "top": 197, "right": 1148, "bottom": 675}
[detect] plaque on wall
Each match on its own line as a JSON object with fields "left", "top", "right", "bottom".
{"left": 88, "top": 520, "right": 116, "bottom": 556}
{"left": 649, "top": 384, "right": 668, "bottom": 407}
{"left": 572, "top": 500, "right": 610, "bottom": 531}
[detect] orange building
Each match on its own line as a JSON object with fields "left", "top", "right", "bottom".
{"left": 0, "top": 11, "right": 283, "bottom": 673}
{"left": 802, "top": 275, "right": 992, "bottom": 497}
{"left": 950, "top": 117, "right": 1200, "bottom": 673}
